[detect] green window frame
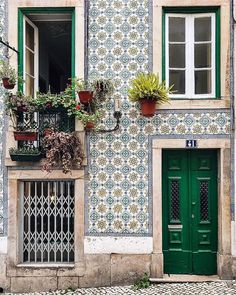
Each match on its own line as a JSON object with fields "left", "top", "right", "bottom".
{"left": 162, "top": 7, "right": 220, "bottom": 99}
{"left": 18, "top": 7, "right": 75, "bottom": 93}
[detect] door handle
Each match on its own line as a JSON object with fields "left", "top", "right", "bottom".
{"left": 192, "top": 214, "right": 194, "bottom": 219}
{"left": 192, "top": 202, "right": 196, "bottom": 206}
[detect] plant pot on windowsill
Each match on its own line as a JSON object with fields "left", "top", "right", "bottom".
{"left": 2, "top": 77, "right": 15, "bottom": 90}
{"left": 13, "top": 131, "right": 38, "bottom": 141}
{"left": 77, "top": 91, "right": 93, "bottom": 104}
{"left": 9, "top": 148, "right": 42, "bottom": 162}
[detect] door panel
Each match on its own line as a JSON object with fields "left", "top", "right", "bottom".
{"left": 162, "top": 150, "right": 217, "bottom": 275}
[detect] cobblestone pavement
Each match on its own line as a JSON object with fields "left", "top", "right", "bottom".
{"left": 14, "top": 281, "right": 236, "bottom": 295}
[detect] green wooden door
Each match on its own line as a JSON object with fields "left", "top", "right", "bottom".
{"left": 162, "top": 150, "right": 218, "bottom": 275}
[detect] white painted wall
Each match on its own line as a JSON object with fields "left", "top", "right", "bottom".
{"left": 0, "top": 237, "right": 7, "bottom": 254}
{"left": 84, "top": 237, "right": 153, "bottom": 254}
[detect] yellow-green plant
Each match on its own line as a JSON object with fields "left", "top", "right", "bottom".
{"left": 128, "top": 72, "right": 172, "bottom": 104}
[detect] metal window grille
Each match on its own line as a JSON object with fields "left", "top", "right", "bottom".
{"left": 170, "top": 180, "right": 180, "bottom": 222}
{"left": 21, "top": 181, "right": 75, "bottom": 263}
{"left": 200, "top": 180, "right": 209, "bottom": 221}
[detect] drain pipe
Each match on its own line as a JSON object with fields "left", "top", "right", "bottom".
{"left": 231, "top": 0, "right": 236, "bottom": 256}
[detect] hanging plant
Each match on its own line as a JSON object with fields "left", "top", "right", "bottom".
{"left": 73, "top": 78, "right": 94, "bottom": 105}
{"left": 42, "top": 131, "right": 84, "bottom": 174}
{"left": 0, "top": 60, "right": 17, "bottom": 89}
{"left": 92, "top": 78, "right": 115, "bottom": 102}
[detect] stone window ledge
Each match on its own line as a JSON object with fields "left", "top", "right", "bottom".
{"left": 17, "top": 263, "right": 75, "bottom": 268}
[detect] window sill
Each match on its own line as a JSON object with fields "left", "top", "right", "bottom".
{"left": 17, "top": 263, "right": 75, "bottom": 268}
{"left": 157, "top": 99, "right": 230, "bottom": 110}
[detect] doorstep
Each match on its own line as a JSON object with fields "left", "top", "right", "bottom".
{"left": 150, "top": 275, "right": 220, "bottom": 283}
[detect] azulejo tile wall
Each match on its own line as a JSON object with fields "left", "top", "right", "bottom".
{"left": 0, "top": 0, "right": 6, "bottom": 235}
{"left": 86, "top": 0, "right": 230, "bottom": 236}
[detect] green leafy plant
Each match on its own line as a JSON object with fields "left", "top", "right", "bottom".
{"left": 133, "top": 273, "right": 151, "bottom": 290}
{"left": 4, "top": 92, "right": 35, "bottom": 114}
{"left": 9, "top": 147, "right": 41, "bottom": 155}
{"left": 72, "top": 77, "right": 92, "bottom": 92}
{"left": 42, "top": 131, "right": 84, "bottom": 174}
{"left": 128, "top": 72, "right": 172, "bottom": 104}
{"left": 0, "top": 60, "right": 17, "bottom": 84}
{"left": 4, "top": 92, "right": 36, "bottom": 129}
{"left": 74, "top": 107, "right": 102, "bottom": 128}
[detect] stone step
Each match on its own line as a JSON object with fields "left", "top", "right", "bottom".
{"left": 150, "top": 275, "right": 220, "bottom": 283}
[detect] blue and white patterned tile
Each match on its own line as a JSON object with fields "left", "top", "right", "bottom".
{"left": 0, "top": 0, "right": 6, "bottom": 235}
{"left": 84, "top": 0, "right": 231, "bottom": 236}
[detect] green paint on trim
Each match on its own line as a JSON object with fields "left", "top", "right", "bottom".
{"left": 18, "top": 7, "right": 75, "bottom": 93}
{"left": 18, "top": 9, "right": 24, "bottom": 92}
{"left": 162, "top": 7, "right": 221, "bottom": 99}
{"left": 71, "top": 9, "right": 75, "bottom": 79}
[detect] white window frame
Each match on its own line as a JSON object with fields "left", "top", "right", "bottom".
{"left": 23, "top": 16, "right": 39, "bottom": 97}
{"left": 165, "top": 13, "right": 216, "bottom": 99}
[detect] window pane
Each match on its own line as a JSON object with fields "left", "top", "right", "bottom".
{"left": 25, "top": 74, "right": 34, "bottom": 97}
{"left": 26, "top": 22, "right": 34, "bottom": 50}
{"left": 195, "top": 70, "right": 212, "bottom": 94}
{"left": 195, "top": 44, "right": 211, "bottom": 68}
{"left": 195, "top": 17, "right": 211, "bottom": 42}
{"left": 169, "top": 44, "right": 185, "bottom": 68}
{"left": 169, "top": 70, "right": 185, "bottom": 94}
{"left": 169, "top": 17, "right": 185, "bottom": 42}
{"left": 26, "top": 49, "right": 34, "bottom": 76}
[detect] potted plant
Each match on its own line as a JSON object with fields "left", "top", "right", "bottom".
{"left": 4, "top": 92, "right": 35, "bottom": 114}
{"left": 0, "top": 60, "right": 17, "bottom": 89}
{"left": 74, "top": 78, "right": 93, "bottom": 105}
{"left": 9, "top": 147, "right": 42, "bottom": 162}
{"left": 74, "top": 105, "right": 102, "bottom": 131}
{"left": 34, "top": 91, "right": 66, "bottom": 112}
{"left": 13, "top": 121, "right": 38, "bottom": 141}
{"left": 92, "top": 78, "right": 115, "bottom": 102}
{"left": 128, "top": 72, "right": 172, "bottom": 117}
{"left": 4, "top": 92, "right": 36, "bottom": 136}
{"left": 42, "top": 131, "right": 84, "bottom": 174}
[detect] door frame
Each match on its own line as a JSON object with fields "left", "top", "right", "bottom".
{"left": 151, "top": 138, "right": 231, "bottom": 279}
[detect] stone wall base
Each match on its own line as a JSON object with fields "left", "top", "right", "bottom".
{"left": 7, "top": 254, "right": 152, "bottom": 293}
{"left": 2, "top": 253, "right": 235, "bottom": 292}
{"left": 217, "top": 253, "right": 232, "bottom": 279}
{"left": 0, "top": 254, "right": 10, "bottom": 291}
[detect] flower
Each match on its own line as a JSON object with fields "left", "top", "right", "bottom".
{"left": 76, "top": 104, "right": 81, "bottom": 110}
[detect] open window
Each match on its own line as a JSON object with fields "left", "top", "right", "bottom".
{"left": 19, "top": 9, "right": 74, "bottom": 96}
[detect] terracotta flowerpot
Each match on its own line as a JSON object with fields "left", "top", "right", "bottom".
{"left": 14, "top": 131, "right": 38, "bottom": 141}
{"left": 2, "top": 78, "right": 15, "bottom": 90}
{"left": 139, "top": 99, "right": 156, "bottom": 117}
{"left": 85, "top": 122, "right": 94, "bottom": 130}
{"left": 78, "top": 91, "right": 93, "bottom": 104}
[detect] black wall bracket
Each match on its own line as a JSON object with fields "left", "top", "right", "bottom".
{"left": 0, "top": 37, "right": 19, "bottom": 55}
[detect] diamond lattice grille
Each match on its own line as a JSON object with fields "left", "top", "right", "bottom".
{"left": 22, "top": 181, "right": 75, "bottom": 263}
{"left": 170, "top": 180, "right": 180, "bottom": 221}
{"left": 200, "top": 181, "right": 209, "bottom": 221}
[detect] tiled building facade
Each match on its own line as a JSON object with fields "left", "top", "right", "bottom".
{"left": 0, "top": 0, "right": 235, "bottom": 292}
